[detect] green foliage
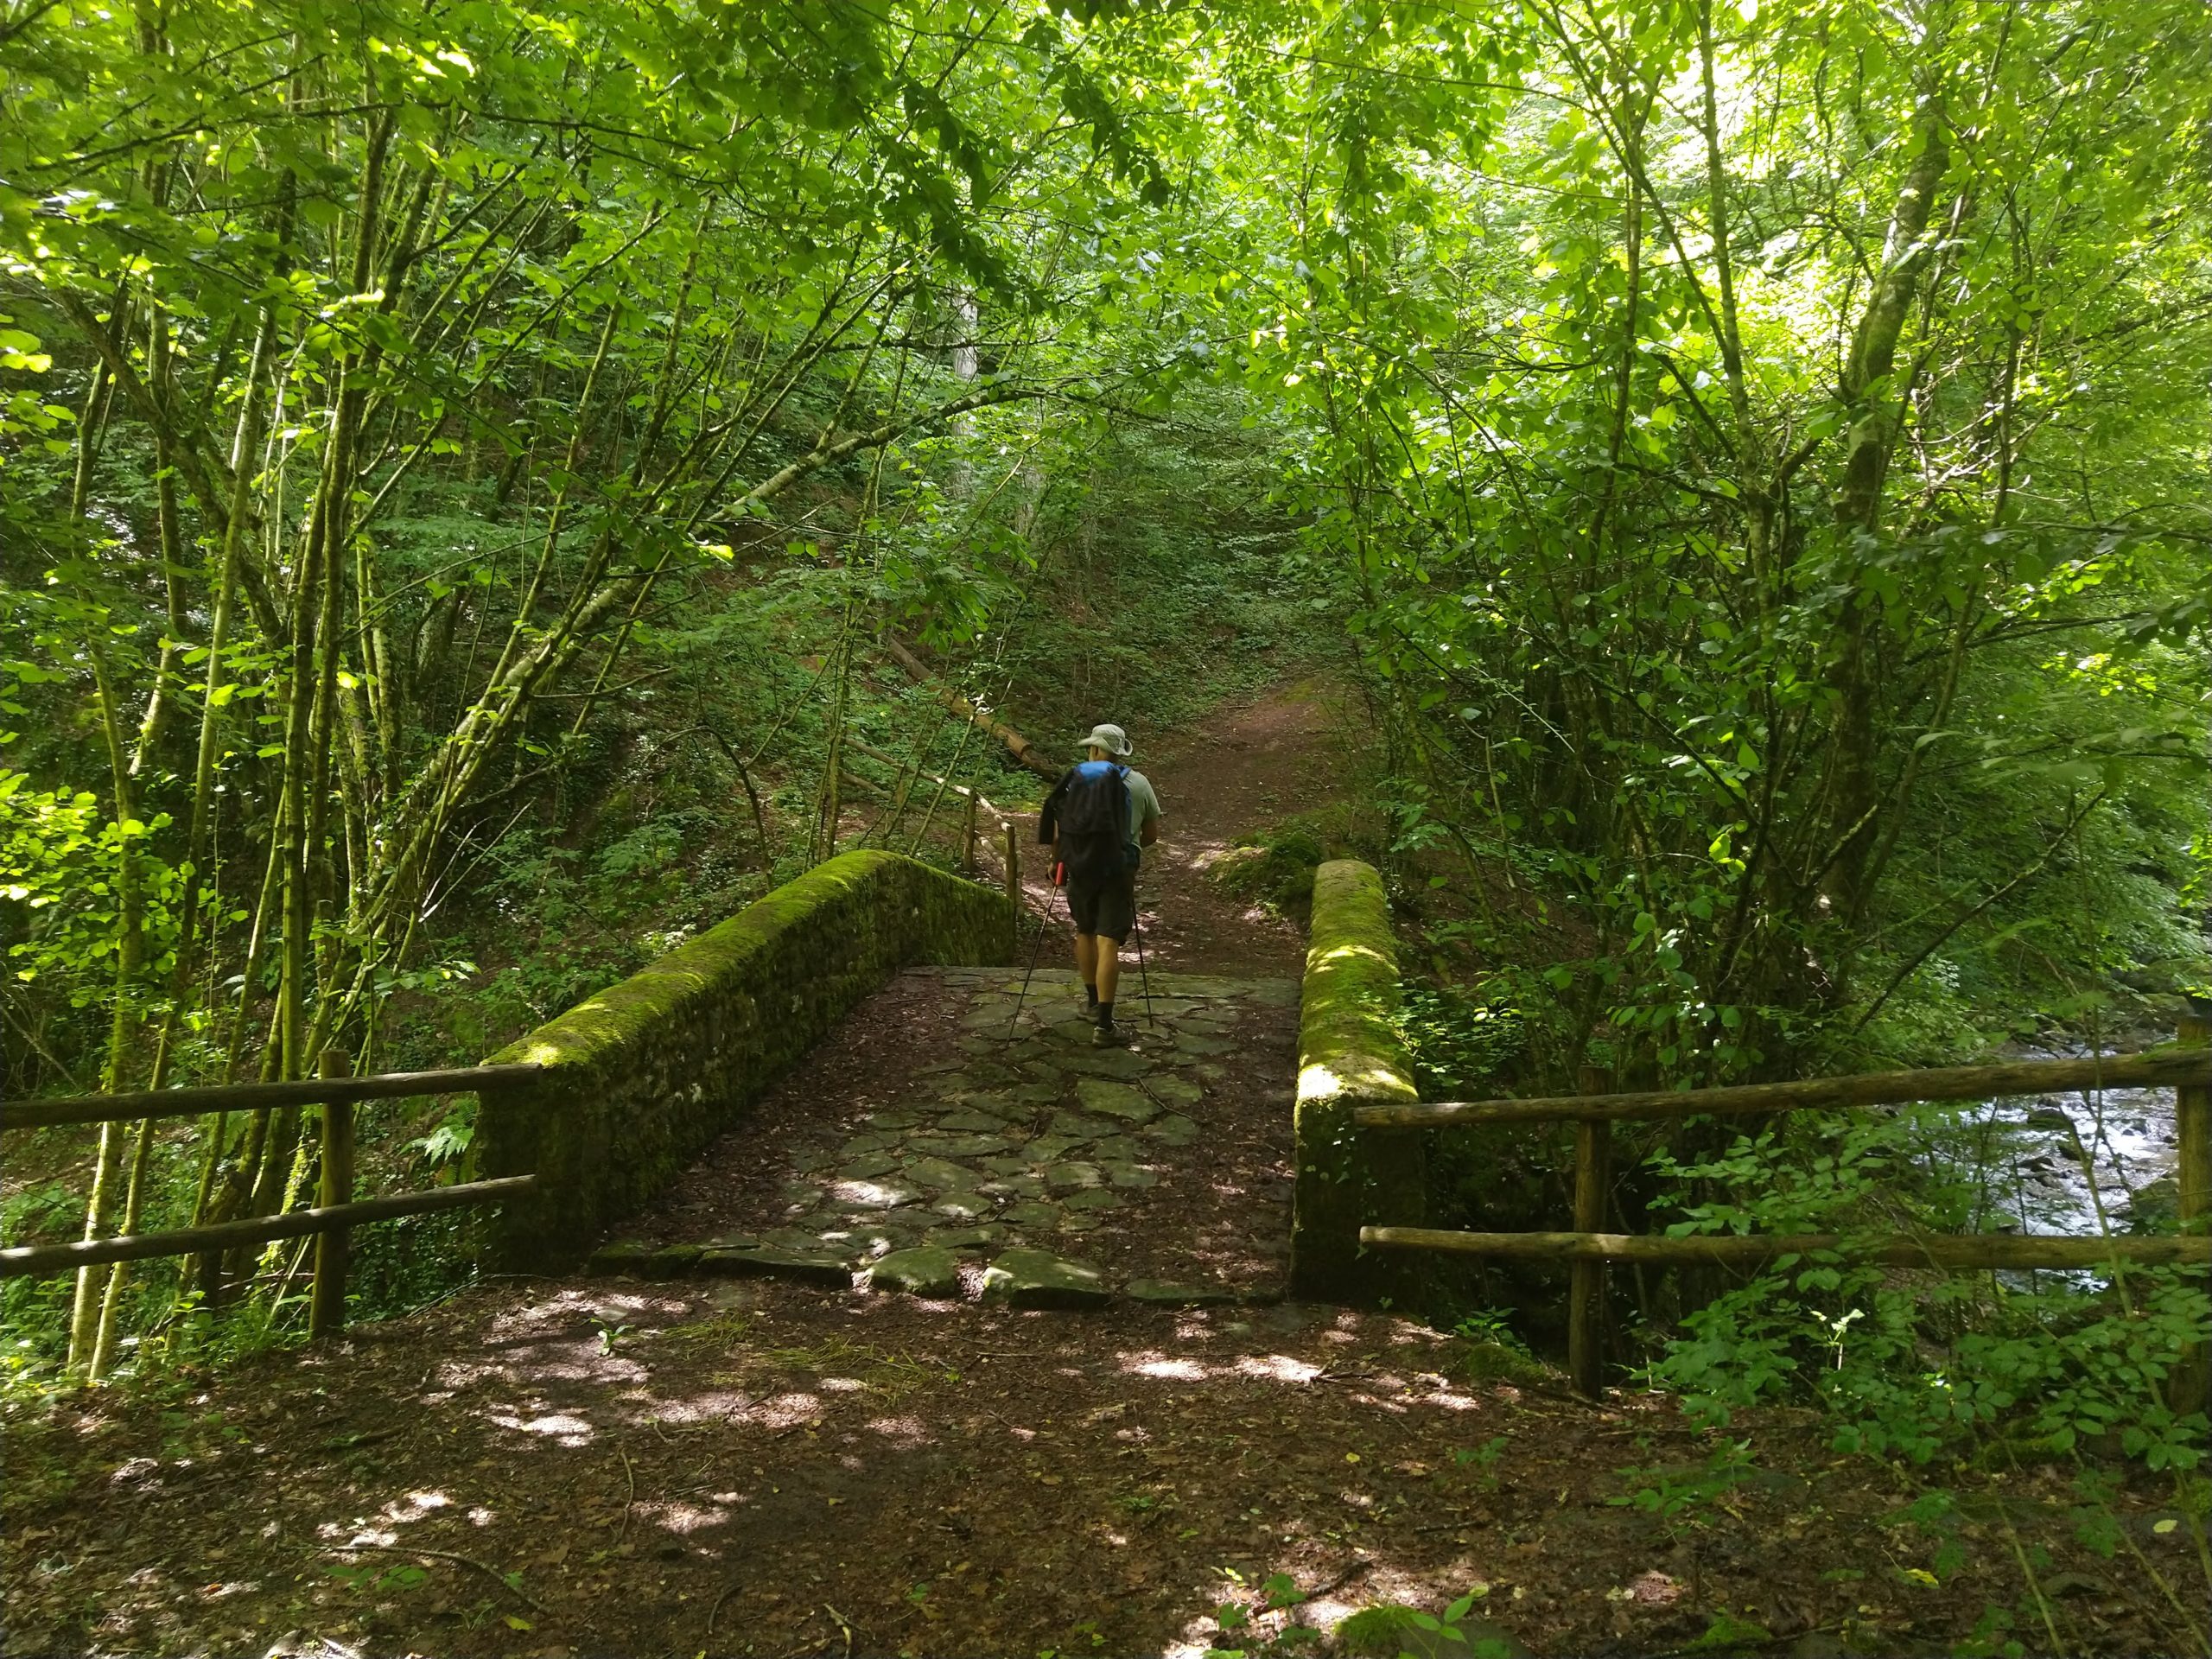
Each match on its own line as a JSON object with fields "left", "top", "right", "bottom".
{"left": 1611, "top": 1439, "right": 1761, "bottom": 1529}
{"left": 985, "top": 416, "right": 1335, "bottom": 744}
{"left": 1211, "top": 823, "right": 1327, "bottom": 915}
{"left": 1686, "top": 1611, "right": 1774, "bottom": 1653}
{"left": 1449, "top": 1435, "right": 1511, "bottom": 1492}
{"left": 1398, "top": 975, "right": 1569, "bottom": 1273}
{"left": 1451, "top": 1312, "right": 1530, "bottom": 1358}
{"left": 343, "top": 1211, "right": 486, "bottom": 1328}
{"left": 0, "top": 772, "right": 185, "bottom": 1058}
{"left": 1952, "top": 1601, "right": 2028, "bottom": 1659}
{"left": 1187, "top": 0, "right": 2212, "bottom": 1085}
{"left": 327, "top": 1561, "right": 429, "bottom": 1596}
{"left": 1335, "top": 1586, "right": 1515, "bottom": 1659}
{"left": 1397, "top": 986, "right": 1525, "bottom": 1100}
{"left": 1641, "top": 1114, "right": 2212, "bottom": 1471}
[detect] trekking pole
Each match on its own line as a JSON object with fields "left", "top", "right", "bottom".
{"left": 1131, "top": 904, "right": 1158, "bottom": 1030}
{"left": 1007, "top": 868, "right": 1063, "bottom": 1041}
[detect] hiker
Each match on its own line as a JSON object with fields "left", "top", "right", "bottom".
{"left": 1038, "top": 722, "right": 1161, "bottom": 1046}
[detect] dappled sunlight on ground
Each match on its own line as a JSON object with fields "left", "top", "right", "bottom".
{"left": 635, "top": 1497, "right": 736, "bottom": 1535}
{"left": 628, "top": 1387, "right": 753, "bottom": 1425}
{"left": 1236, "top": 1351, "right": 1323, "bottom": 1383}
{"left": 485, "top": 1408, "right": 596, "bottom": 1443}
{"left": 1111, "top": 1345, "right": 1329, "bottom": 1387}
{"left": 10, "top": 1232, "right": 2200, "bottom": 1658}
{"left": 861, "top": 1413, "right": 932, "bottom": 1445}
{"left": 1125, "top": 1351, "right": 1208, "bottom": 1380}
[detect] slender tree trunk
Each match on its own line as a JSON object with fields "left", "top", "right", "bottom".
{"left": 1695, "top": 0, "right": 1777, "bottom": 588}
{"left": 1592, "top": 60, "right": 1649, "bottom": 556}
{"left": 153, "top": 306, "right": 280, "bottom": 1320}
{"left": 149, "top": 303, "right": 276, "bottom": 1088}
{"left": 88, "top": 1116, "right": 157, "bottom": 1376}
{"left": 1824, "top": 98, "right": 1950, "bottom": 930}
{"left": 276, "top": 508, "right": 324, "bottom": 1083}
{"left": 131, "top": 320, "right": 190, "bottom": 777}
{"left": 67, "top": 646, "right": 144, "bottom": 1377}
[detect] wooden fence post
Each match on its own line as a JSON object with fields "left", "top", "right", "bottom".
{"left": 963, "top": 791, "right": 979, "bottom": 876}
{"left": 1003, "top": 819, "right": 1020, "bottom": 909}
{"left": 2171, "top": 998, "right": 2209, "bottom": 1416}
{"left": 309, "top": 1047, "right": 354, "bottom": 1340}
{"left": 1567, "top": 1063, "right": 1611, "bottom": 1398}
{"left": 1569, "top": 1115, "right": 1611, "bottom": 1398}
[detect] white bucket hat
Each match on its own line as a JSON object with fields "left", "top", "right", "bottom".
{"left": 1079, "top": 722, "right": 1133, "bottom": 757}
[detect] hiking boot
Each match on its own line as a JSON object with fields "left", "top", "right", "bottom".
{"left": 1092, "top": 1017, "right": 1128, "bottom": 1047}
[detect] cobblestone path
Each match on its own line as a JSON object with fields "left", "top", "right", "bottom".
{"left": 598, "top": 966, "right": 1300, "bottom": 1306}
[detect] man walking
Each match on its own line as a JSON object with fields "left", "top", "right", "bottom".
{"left": 1039, "top": 722, "right": 1161, "bottom": 1046}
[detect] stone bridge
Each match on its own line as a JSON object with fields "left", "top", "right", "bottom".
{"left": 472, "top": 849, "right": 1415, "bottom": 1312}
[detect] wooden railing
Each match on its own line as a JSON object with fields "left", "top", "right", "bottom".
{"left": 1356, "top": 1020, "right": 2212, "bottom": 1403}
{"left": 1, "top": 1051, "right": 544, "bottom": 1339}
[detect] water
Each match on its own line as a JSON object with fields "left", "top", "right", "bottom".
{"left": 1948, "top": 1040, "right": 2181, "bottom": 1241}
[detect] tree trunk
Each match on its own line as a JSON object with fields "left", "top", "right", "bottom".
{"left": 1823, "top": 98, "right": 1950, "bottom": 931}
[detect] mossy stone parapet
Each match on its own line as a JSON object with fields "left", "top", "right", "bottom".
{"left": 476, "top": 850, "right": 1015, "bottom": 1271}
{"left": 1291, "top": 859, "right": 1424, "bottom": 1304}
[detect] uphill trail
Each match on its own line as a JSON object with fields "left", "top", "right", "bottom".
{"left": 1111, "top": 682, "right": 1343, "bottom": 976}
{"left": 1, "top": 688, "right": 2155, "bottom": 1659}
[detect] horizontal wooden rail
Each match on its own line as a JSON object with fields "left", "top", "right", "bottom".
{"left": 1363, "top": 1224, "right": 2212, "bottom": 1270}
{"left": 1, "top": 1063, "right": 546, "bottom": 1132}
{"left": 1354, "top": 1048, "right": 2208, "bottom": 1131}
{"left": 0, "top": 1176, "right": 537, "bottom": 1279}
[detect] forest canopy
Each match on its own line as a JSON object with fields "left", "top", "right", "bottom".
{"left": 3, "top": 0, "right": 2208, "bottom": 1384}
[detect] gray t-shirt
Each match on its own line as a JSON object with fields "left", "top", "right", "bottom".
{"left": 1122, "top": 768, "right": 1162, "bottom": 867}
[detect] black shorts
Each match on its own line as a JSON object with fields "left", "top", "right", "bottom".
{"left": 1067, "top": 868, "right": 1136, "bottom": 942}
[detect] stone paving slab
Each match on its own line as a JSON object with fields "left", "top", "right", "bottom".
{"left": 588, "top": 968, "right": 1295, "bottom": 1306}
{"left": 864, "top": 1245, "right": 962, "bottom": 1297}
{"left": 1128, "top": 1278, "right": 1243, "bottom": 1306}
{"left": 697, "top": 1243, "right": 851, "bottom": 1287}
{"left": 981, "top": 1247, "right": 1111, "bottom": 1309}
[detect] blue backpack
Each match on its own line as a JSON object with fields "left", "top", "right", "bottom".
{"left": 1042, "top": 760, "right": 1135, "bottom": 881}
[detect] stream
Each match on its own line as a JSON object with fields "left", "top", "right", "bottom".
{"left": 1946, "top": 1034, "right": 2183, "bottom": 1242}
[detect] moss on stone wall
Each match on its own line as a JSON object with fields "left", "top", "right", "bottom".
{"left": 1291, "top": 859, "right": 1424, "bottom": 1303}
{"left": 477, "top": 850, "right": 1015, "bottom": 1270}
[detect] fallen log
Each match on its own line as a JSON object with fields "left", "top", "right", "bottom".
{"left": 843, "top": 737, "right": 1012, "bottom": 823}
{"left": 880, "top": 635, "right": 1060, "bottom": 781}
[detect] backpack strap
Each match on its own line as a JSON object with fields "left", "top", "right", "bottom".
{"left": 1111, "top": 766, "right": 1137, "bottom": 868}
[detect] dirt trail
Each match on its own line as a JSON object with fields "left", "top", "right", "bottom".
{"left": 1008, "top": 679, "right": 1352, "bottom": 976}
{"left": 3, "top": 685, "right": 2188, "bottom": 1659}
